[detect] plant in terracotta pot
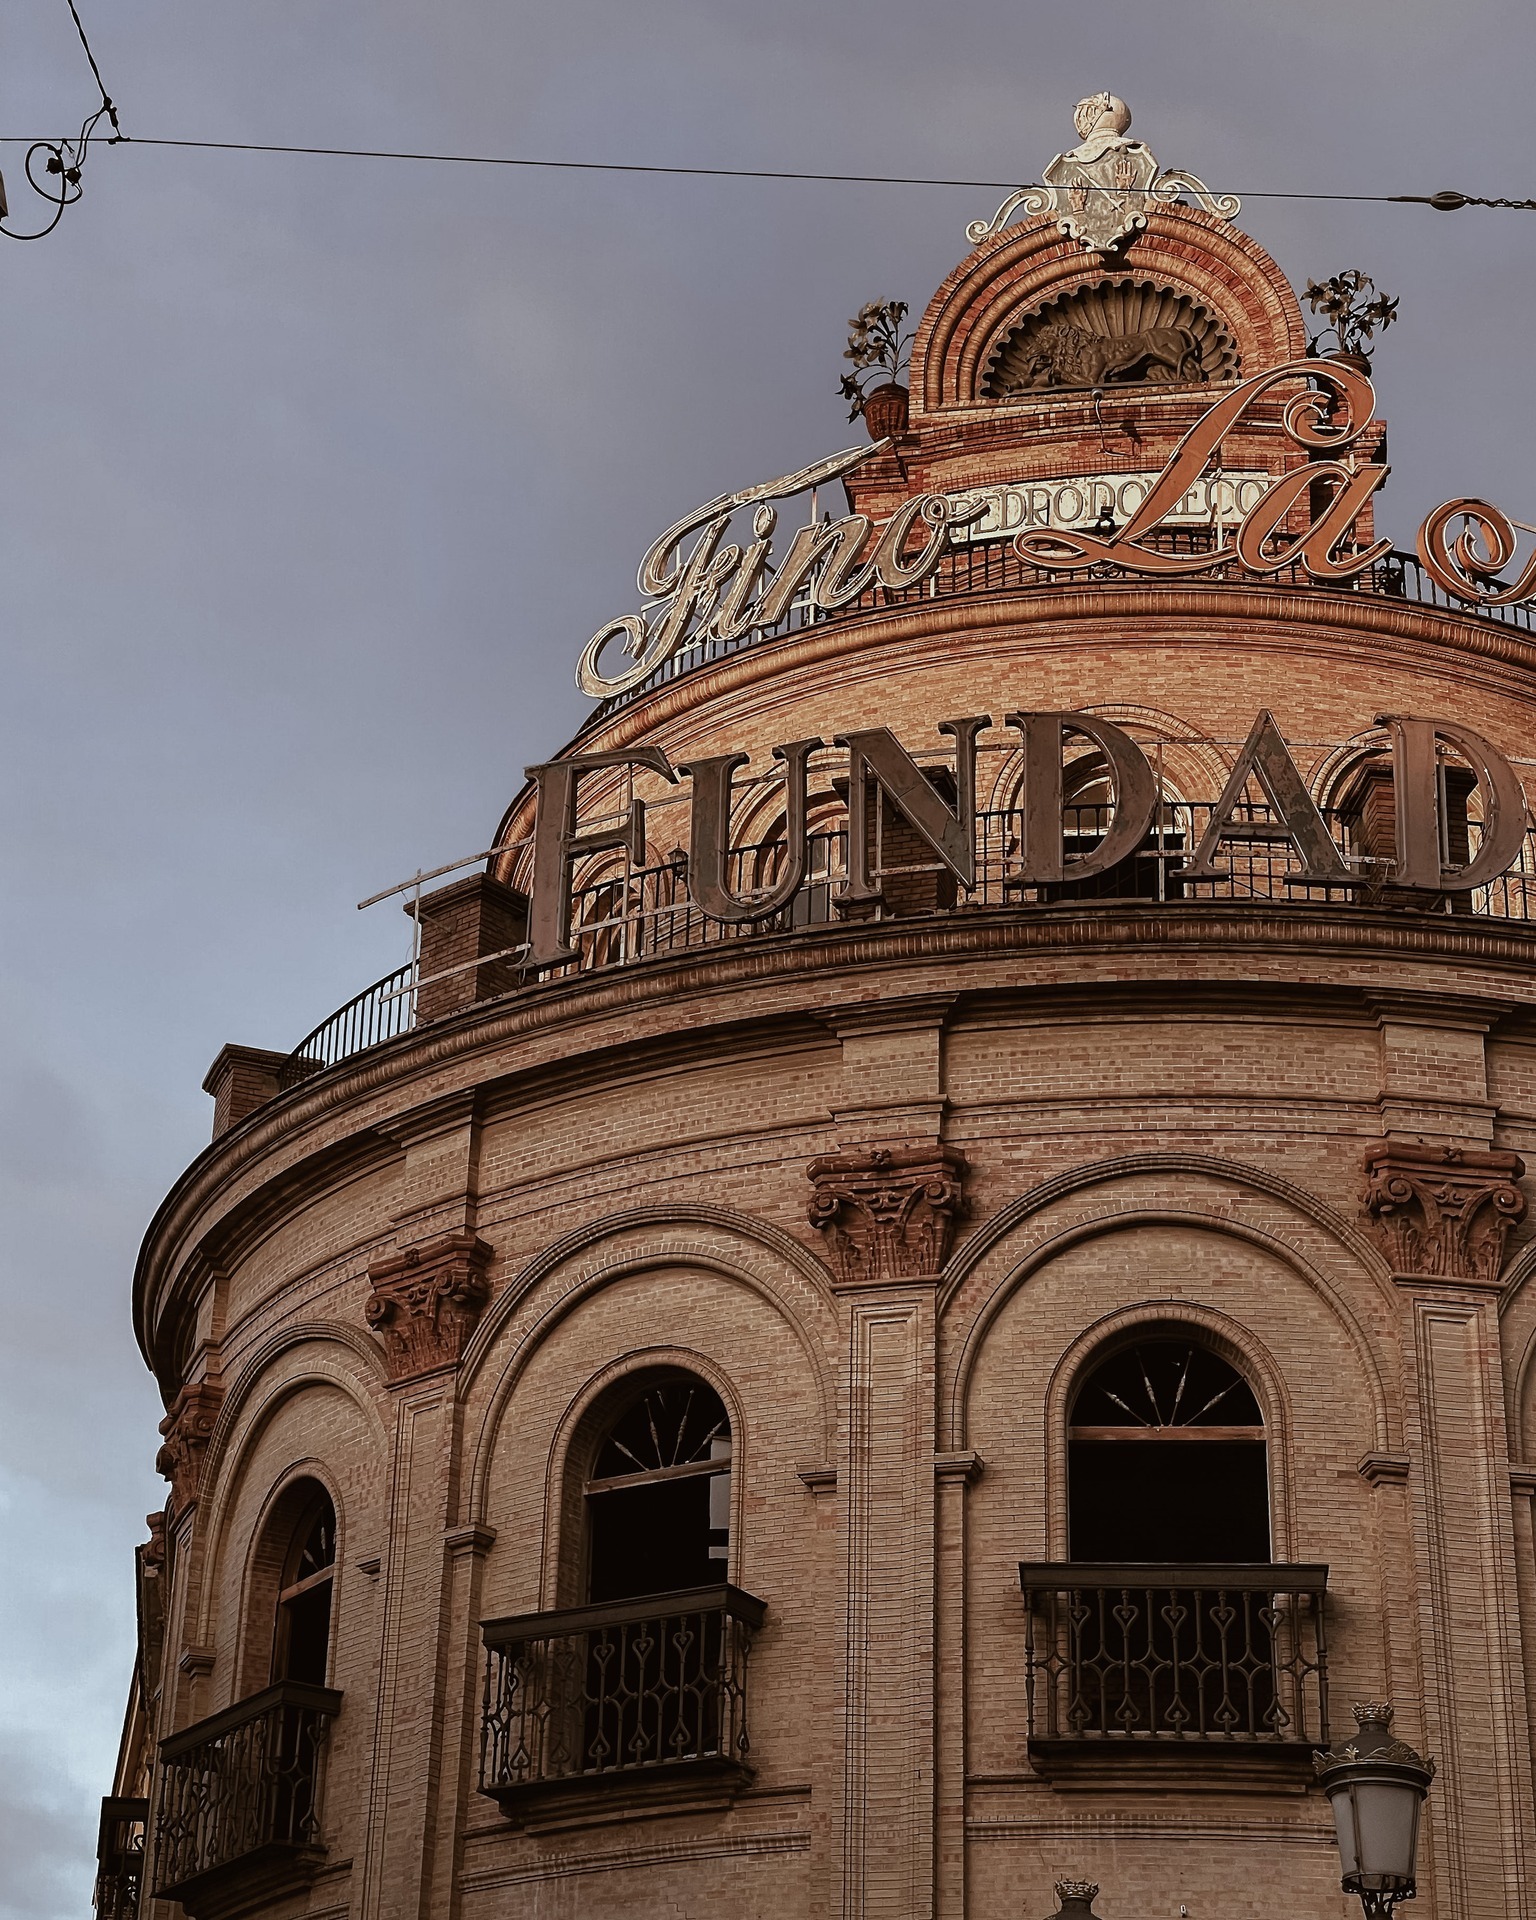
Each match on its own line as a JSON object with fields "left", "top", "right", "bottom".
{"left": 1304, "top": 269, "right": 1399, "bottom": 372}
{"left": 839, "top": 298, "right": 913, "bottom": 440}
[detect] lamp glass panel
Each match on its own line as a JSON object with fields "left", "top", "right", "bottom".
{"left": 1354, "top": 1779, "right": 1420, "bottom": 1880}
{"left": 1326, "top": 1783, "right": 1361, "bottom": 1878}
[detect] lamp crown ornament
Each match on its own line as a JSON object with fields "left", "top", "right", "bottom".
{"left": 968, "top": 94, "right": 1240, "bottom": 253}
{"left": 1042, "top": 1883, "right": 1101, "bottom": 1919}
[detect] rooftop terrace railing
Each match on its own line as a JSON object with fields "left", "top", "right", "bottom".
{"left": 275, "top": 805, "right": 1536, "bottom": 1091}
{"left": 587, "top": 535, "right": 1536, "bottom": 724}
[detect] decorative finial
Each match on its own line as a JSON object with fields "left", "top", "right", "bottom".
{"left": 967, "top": 96, "right": 1240, "bottom": 254}
{"left": 1045, "top": 1884, "right": 1101, "bottom": 1919}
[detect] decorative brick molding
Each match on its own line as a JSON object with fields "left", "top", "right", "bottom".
{"left": 155, "top": 1381, "right": 224, "bottom": 1512}
{"left": 1358, "top": 1452, "right": 1411, "bottom": 1488}
{"left": 1363, "top": 1139, "right": 1527, "bottom": 1285}
{"left": 807, "top": 1144, "right": 967, "bottom": 1286}
{"left": 365, "top": 1232, "right": 494, "bottom": 1380}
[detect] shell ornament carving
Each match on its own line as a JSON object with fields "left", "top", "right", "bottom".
{"left": 984, "top": 279, "right": 1240, "bottom": 397}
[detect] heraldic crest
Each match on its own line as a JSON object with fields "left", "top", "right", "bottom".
{"left": 969, "top": 94, "right": 1241, "bottom": 255}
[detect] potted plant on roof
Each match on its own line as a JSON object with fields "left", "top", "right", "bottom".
{"left": 840, "top": 299, "right": 914, "bottom": 440}
{"left": 1304, "top": 269, "right": 1399, "bottom": 373}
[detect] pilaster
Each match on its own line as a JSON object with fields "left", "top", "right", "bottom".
{"left": 811, "top": 1140, "right": 967, "bottom": 1920}
{"left": 357, "top": 1232, "right": 492, "bottom": 1920}
{"left": 1364, "top": 1142, "right": 1536, "bottom": 1919}
{"left": 378, "top": 1089, "right": 482, "bottom": 1242}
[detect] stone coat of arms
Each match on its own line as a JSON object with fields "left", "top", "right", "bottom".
{"left": 969, "top": 94, "right": 1240, "bottom": 255}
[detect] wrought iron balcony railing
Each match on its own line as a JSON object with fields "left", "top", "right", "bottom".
{"left": 479, "top": 1584, "right": 767, "bottom": 1815}
{"left": 152, "top": 1681, "right": 342, "bottom": 1909}
{"left": 93, "top": 1796, "right": 147, "bottom": 1920}
{"left": 1018, "top": 1562, "right": 1329, "bottom": 1779}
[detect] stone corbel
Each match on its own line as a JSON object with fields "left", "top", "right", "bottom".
{"left": 365, "top": 1232, "right": 494, "bottom": 1382}
{"left": 155, "top": 1380, "right": 224, "bottom": 1514}
{"left": 807, "top": 1143, "right": 967, "bottom": 1287}
{"left": 1363, "top": 1138, "right": 1527, "bottom": 1286}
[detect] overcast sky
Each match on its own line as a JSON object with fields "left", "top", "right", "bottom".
{"left": 3, "top": 2, "right": 1534, "bottom": 1912}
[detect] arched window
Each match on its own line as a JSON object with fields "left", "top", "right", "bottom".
{"left": 274, "top": 1491, "right": 336, "bottom": 1684}
{"left": 1068, "top": 1337, "right": 1268, "bottom": 1562}
{"left": 244, "top": 1481, "right": 336, "bottom": 1691}
{"left": 584, "top": 1376, "right": 731, "bottom": 1603}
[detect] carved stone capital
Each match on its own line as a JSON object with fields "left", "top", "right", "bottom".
{"left": 365, "top": 1232, "right": 494, "bottom": 1381}
{"left": 1363, "top": 1139, "right": 1527, "bottom": 1286}
{"left": 807, "top": 1143, "right": 967, "bottom": 1287}
{"left": 155, "top": 1381, "right": 224, "bottom": 1512}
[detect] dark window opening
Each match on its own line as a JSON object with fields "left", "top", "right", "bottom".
{"left": 1062, "top": 1339, "right": 1275, "bottom": 1739}
{"left": 1035, "top": 755, "right": 1185, "bottom": 904}
{"left": 1067, "top": 1339, "right": 1268, "bottom": 1563}
{"left": 273, "top": 1496, "right": 336, "bottom": 1686}
{"left": 586, "top": 1379, "right": 731, "bottom": 1604}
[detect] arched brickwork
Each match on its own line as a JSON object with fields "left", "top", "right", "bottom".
{"left": 909, "top": 206, "right": 1308, "bottom": 416}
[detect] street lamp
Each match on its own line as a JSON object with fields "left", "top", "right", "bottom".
{"left": 1314, "top": 1703, "right": 1435, "bottom": 1919}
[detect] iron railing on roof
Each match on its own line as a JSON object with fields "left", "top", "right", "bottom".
{"left": 274, "top": 804, "right": 1536, "bottom": 1090}
{"left": 277, "top": 963, "right": 413, "bottom": 1090}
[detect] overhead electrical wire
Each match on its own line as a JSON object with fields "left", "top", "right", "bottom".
{"left": 6, "top": 2, "right": 1532, "bottom": 231}
{"left": 0, "top": 130, "right": 1529, "bottom": 211}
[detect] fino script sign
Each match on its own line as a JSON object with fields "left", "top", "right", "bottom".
{"left": 576, "top": 357, "right": 1536, "bottom": 700}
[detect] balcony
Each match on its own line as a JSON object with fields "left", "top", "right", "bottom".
{"left": 93, "top": 1796, "right": 146, "bottom": 1920}
{"left": 1018, "top": 1563, "right": 1329, "bottom": 1787}
{"left": 152, "top": 1681, "right": 342, "bottom": 1919}
{"left": 479, "top": 1584, "right": 767, "bottom": 1828}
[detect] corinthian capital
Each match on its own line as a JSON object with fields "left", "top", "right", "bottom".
{"left": 807, "top": 1144, "right": 967, "bottom": 1286}
{"left": 365, "top": 1232, "right": 494, "bottom": 1381}
{"left": 155, "top": 1381, "right": 224, "bottom": 1513}
{"left": 1364, "top": 1139, "right": 1527, "bottom": 1285}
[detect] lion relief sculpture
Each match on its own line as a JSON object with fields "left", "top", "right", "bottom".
{"left": 998, "top": 318, "right": 1207, "bottom": 392}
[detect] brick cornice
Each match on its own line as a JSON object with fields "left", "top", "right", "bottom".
{"left": 525, "top": 581, "right": 1536, "bottom": 786}
{"left": 137, "top": 901, "right": 1536, "bottom": 1378}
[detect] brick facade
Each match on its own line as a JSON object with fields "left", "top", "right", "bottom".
{"left": 116, "top": 197, "right": 1536, "bottom": 1920}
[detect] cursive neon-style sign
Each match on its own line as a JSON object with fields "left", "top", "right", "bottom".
{"left": 577, "top": 358, "right": 1536, "bottom": 699}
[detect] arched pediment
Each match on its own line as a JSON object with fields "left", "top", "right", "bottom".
{"left": 909, "top": 206, "right": 1308, "bottom": 416}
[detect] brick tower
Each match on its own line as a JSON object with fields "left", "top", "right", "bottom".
{"left": 103, "top": 96, "right": 1536, "bottom": 1920}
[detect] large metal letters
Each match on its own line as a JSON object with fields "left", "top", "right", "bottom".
{"left": 526, "top": 710, "right": 1531, "bottom": 958}
{"left": 1006, "top": 712, "right": 1158, "bottom": 883}
{"left": 1184, "top": 712, "right": 1352, "bottom": 883}
{"left": 575, "top": 447, "right": 982, "bottom": 699}
{"left": 525, "top": 746, "right": 676, "bottom": 966}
